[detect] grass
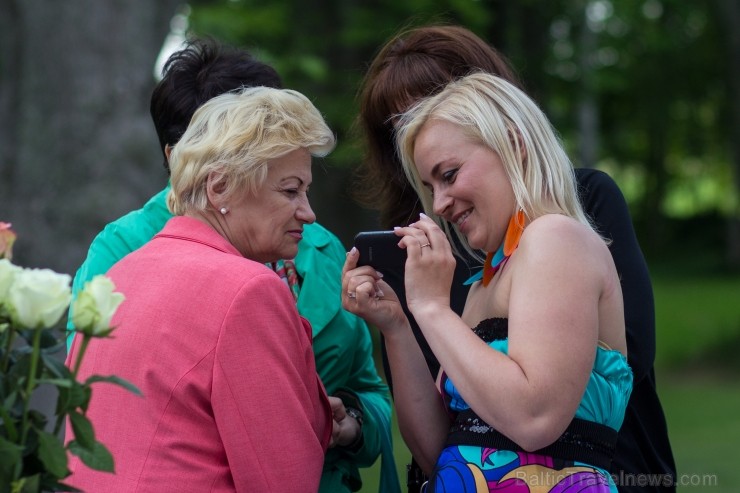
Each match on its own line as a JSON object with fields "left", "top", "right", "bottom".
{"left": 653, "top": 276, "right": 740, "bottom": 370}
{"left": 357, "top": 412, "right": 409, "bottom": 493}
{"left": 355, "top": 263, "right": 740, "bottom": 492}
{"left": 652, "top": 263, "right": 740, "bottom": 492}
{"left": 657, "top": 370, "right": 740, "bottom": 492}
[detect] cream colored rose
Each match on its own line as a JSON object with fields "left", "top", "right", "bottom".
{"left": 0, "top": 259, "right": 22, "bottom": 305}
{"left": 7, "top": 267, "right": 72, "bottom": 329}
{"left": 71, "top": 275, "right": 125, "bottom": 336}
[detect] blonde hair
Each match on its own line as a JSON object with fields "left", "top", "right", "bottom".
{"left": 167, "top": 86, "right": 335, "bottom": 215}
{"left": 395, "top": 72, "right": 595, "bottom": 260}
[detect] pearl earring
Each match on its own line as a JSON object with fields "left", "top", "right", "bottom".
{"left": 220, "top": 207, "right": 228, "bottom": 215}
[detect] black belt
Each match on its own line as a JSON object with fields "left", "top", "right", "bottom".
{"left": 445, "top": 409, "right": 617, "bottom": 471}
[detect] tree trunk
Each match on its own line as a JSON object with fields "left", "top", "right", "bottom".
{"left": 576, "top": 5, "right": 599, "bottom": 169}
{"left": 0, "top": 0, "right": 181, "bottom": 276}
{"left": 717, "top": 0, "right": 740, "bottom": 269}
{"left": 0, "top": 0, "right": 182, "bottom": 438}
{"left": 640, "top": 112, "right": 670, "bottom": 253}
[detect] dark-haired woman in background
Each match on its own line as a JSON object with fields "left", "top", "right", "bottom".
{"left": 354, "top": 24, "right": 675, "bottom": 493}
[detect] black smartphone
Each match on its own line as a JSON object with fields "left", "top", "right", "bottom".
{"left": 353, "top": 230, "right": 406, "bottom": 274}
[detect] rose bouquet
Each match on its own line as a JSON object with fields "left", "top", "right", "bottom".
{"left": 0, "top": 222, "right": 139, "bottom": 493}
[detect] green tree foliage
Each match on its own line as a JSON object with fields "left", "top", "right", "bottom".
{"left": 186, "top": 0, "right": 737, "bottom": 264}
{"left": 189, "top": 0, "right": 491, "bottom": 164}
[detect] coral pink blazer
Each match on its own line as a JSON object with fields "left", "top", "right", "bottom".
{"left": 65, "top": 216, "right": 331, "bottom": 492}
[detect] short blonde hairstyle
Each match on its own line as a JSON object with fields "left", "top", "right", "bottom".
{"left": 395, "top": 72, "right": 595, "bottom": 260}
{"left": 167, "top": 86, "right": 335, "bottom": 215}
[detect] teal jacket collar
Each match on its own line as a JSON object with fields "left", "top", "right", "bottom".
{"left": 295, "top": 223, "right": 344, "bottom": 337}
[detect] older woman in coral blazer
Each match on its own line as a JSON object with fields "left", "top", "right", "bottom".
{"left": 65, "top": 86, "right": 336, "bottom": 492}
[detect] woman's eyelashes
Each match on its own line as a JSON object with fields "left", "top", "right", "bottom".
{"left": 442, "top": 167, "right": 458, "bottom": 184}
{"left": 424, "top": 168, "right": 459, "bottom": 197}
{"left": 279, "top": 183, "right": 308, "bottom": 198}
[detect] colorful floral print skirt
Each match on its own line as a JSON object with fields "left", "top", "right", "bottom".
{"left": 425, "top": 445, "right": 615, "bottom": 492}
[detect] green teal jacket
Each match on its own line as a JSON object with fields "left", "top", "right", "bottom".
{"left": 68, "top": 186, "right": 399, "bottom": 493}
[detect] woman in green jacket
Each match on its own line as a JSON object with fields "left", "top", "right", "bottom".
{"left": 67, "top": 38, "right": 398, "bottom": 493}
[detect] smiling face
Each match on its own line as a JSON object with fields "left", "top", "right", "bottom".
{"left": 413, "top": 120, "right": 516, "bottom": 252}
{"left": 224, "top": 148, "right": 315, "bottom": 263}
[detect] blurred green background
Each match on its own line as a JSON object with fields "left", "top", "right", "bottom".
{"left": 2, "top": 0, "right": 738, "bottom": 491}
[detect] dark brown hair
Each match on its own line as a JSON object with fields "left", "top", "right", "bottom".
{"left": 355, "top": 25, "right": 522, "bottom": 227}
{"left": 150, "top": 37, "right": 282, "bottom": 174}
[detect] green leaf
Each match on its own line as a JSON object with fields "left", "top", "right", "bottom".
{"left": 85, "top": 375, "right": 142, "bottom": 396}
{"left": 3, "top": 390, "right": 22, "bottom": 415}
{"left": 53, "top": 482, "right": 82, "bottom": 493}
{"left": 37, "top": 430, "right": 69, "bottom": 479}
{"left": 0, "top": 403, "right": 19, "bottom": 442}
{"left": 41, "top": 353, "right": 71, "bottom": 379}
{"left": 0, "top": 436, "right": 23, "bottom": 486}
{"left": 68, "top": 440, "right": 114, "bottom": 473}
{"left": 21, "top": 424, "right": 40, "bottom": 454}
{"left": 7, "top": 353, "right": 30, "bottom": 383}
{"left": 37, "top": 329, "right": 63, "bottom": 350}
{"left": 27, "top": 409, "right": 48, "bottom": 429}
{"left": 56, "top": 383, "right": 90, "bottom": 415}
{"left": 11, "top": 474, "right": 41, "bottom": 493}
{"left": 68, "top": 412, "right": 95, "bottom": 450}
{"left": 37, "top": 378, "right": 73, "bottom": 388}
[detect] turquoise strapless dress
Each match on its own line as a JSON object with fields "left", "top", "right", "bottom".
{"left": 431, "top": 318, "right": 633, "bottom": 492}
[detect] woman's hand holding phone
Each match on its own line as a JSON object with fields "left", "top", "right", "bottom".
{"left": 341, "top": 245, "right": 407, "bottom": 335}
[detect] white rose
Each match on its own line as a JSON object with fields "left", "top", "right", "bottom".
{"left": 0, "top": 259, "right": 21, "bottom": 305}
{"left": 8, "top": 267, "right": 72, "bottom": 329}
{"left": 71, "top": 275, "right": 125, "bottom": 336}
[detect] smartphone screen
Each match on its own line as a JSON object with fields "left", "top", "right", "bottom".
{"left": 353, "top": 231, "right": 406, "bottom": 274}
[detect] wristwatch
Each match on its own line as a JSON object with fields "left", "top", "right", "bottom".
{"left": 345, "top": 406, "right": 364, "bottom": 427}
{"left": 334, "top": 389, "right": 365, "bottom": 452}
